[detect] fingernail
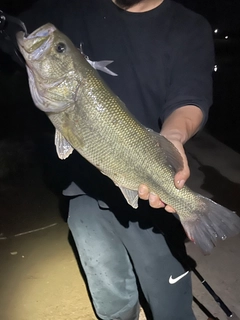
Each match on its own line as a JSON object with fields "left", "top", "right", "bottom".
{"left": 177, "top": 180, "right": 185, "bottom": 188}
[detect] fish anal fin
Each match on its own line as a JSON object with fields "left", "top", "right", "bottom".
{"left": 55, "top": 129, "right": 74, "bottom": 159}
{"left": 119, "top": 186, "right": 139, "bottom": 209}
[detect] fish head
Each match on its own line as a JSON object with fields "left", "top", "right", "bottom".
{"left": 17, "top": 23, "right": 84, "bottom": 113}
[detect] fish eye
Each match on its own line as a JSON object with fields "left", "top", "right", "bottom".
{"left": 56, "top": 42, "right": 66, "bottom": 53}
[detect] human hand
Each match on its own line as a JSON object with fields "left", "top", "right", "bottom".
{"left": 138, "top": 136, "right": 190, "bottom": 213}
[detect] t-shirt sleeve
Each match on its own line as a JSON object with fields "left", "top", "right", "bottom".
{"left": 161, "top": 16, "right": 215, "bottom": 126}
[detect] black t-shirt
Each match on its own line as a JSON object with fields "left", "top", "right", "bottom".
{"left": 2, "top": 0, "right": 215, "bottom": 207}
{"left": 17, "top": 0, "right": 214, "bottom": 132}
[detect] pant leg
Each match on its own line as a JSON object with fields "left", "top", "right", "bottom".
{"left": 67, "top": 195, "right": 140, "bottom": 320}
{"left": 68, "top": 194, "right": 195, "bottom": 320}
{"left": 111, "top": 215, "right": 196, "bottom": 320}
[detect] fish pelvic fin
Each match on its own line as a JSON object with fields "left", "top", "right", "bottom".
{"left": 119, "top": 186, "right": 139, "bottom": 209}
{"left": 181, "top": 195, "right": 240, "bottom": 254}
{"left": 55, "top": 129, "right": 74, "bottom": 159}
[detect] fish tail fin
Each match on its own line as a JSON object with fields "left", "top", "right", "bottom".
{"left": 181, "top": 196, "right": 240, "bottom": 254}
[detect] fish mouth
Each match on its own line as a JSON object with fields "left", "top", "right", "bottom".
{"left": 16, "top": 23, "right": 56, "bottom": 60}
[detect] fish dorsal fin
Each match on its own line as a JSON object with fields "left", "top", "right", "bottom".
{"left": 55, "top": 129, "right": 74, "bottom": 159}
{"left": 147, "top": 129, "right": 184, "bottom": 172}
{"left": 119, "top": 186, "right": 139, "bottom": 209}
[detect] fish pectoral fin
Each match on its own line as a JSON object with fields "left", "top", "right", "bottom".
{"left": 55, "top": 129, "right": 74, "bottom": 160}
{"left": 147, "top": 128, "right": 184, "bottom": 172}
{"left": 119, "top": 187, "right": 139, "bottom": 209}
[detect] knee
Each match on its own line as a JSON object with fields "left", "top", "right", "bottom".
{"left": 94, "top": 300, "right": 140, "bottom": 320}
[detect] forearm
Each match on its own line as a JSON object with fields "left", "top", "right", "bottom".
{"left": 160, "top": 105, "right": 204, "bottom": 144}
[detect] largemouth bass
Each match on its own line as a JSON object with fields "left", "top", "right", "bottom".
{"left": 17, "top": 24, "right": 240, "bottom": 254}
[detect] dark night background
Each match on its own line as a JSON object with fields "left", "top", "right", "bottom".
{"left": 0, "top": 0, "right": 240, "bottom": 152}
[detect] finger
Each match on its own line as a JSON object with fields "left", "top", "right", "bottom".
{"left": 149, "top": 193, "right": 165, "bottom": 208}
{"left": 174, "top": 148, "right": 190, "bottom": 189}
{"left": 162, "top": 139, "right": 190, "bottom": 189}
{"left": 165, "top": 205, "right": 176, "bottom": 213}
{"left": 175, "top": 166, "right": 190, "bottom": 189}
{"left": 138, "top": 184, "right": 150, "bottom": 200}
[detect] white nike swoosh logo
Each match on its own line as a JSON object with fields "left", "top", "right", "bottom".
{"left": 169, "top": 271, "right": 189, "bottom": 284}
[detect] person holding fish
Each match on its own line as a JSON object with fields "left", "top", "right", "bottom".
{"left": 2, "top": 0, "right": 240, "bottom": 319}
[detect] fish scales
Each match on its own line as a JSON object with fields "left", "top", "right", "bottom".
{"left": 48, "top": 81, "right": 179, "bottom": 204}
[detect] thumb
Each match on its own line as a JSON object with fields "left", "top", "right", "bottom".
{"left": 162, "top": 135, "right": 190, "bottom": 189}
{"left": 170, "top": 141, "right": 190, "bottom": 189}
{"left": 174, "top": 166, "right": 190, "bottom": 189}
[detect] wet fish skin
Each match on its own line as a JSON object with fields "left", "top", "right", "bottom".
{"left": 17, "top": 24, "right": 240, "bottom": 254}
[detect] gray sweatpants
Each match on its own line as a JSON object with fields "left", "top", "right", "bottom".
{"left": 68, "top": 194, "right": 196, "bottom": 320}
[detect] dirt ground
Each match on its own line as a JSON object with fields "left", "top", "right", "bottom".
{"left": 0, "top": 131, "right": 240, "bottom": 320}
{"left": 0, "top": 157, "right": 96, "bottom": 320}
